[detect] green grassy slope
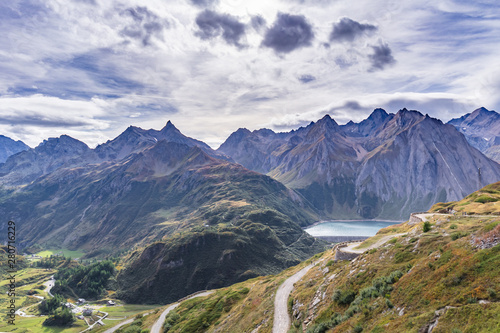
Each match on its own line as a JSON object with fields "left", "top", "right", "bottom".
{"left": 152, "top": 183, "right": 500, "bottom": 332}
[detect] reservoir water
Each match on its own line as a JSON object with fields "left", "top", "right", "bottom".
{"left": 305, "top": 220, "right": 402, "bottom": 242}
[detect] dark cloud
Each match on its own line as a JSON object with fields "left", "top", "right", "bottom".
{"left": 329, "top": 18, "right": 377, "bottom": 42}
{"left": 262, "top": 13, "right": 314, "bottom": 54}
{"left": 195, "top": 10, "right": 246, "bottom": 48}
{"left": 369, "top": 43, "right": 396, "bottom": 70}
{"left": 298, "top": 74, "right": 316, "bottom": 83}
{"left": 343, "top": 101, "right": 363, "bottom": 110}
{"left": 251, "top": 15, "right": 266, "bottom": 32}
{"left": 0, "top": 114, "right": 90, "bottom": 128}
{"left": 121, "top": 6, "right": 168, "bottom": 46}
{"left": 29, "top": 49, "right": 146, "bottom": 99}
{"left": 189, "top": 0, "right": 219, "bottom": 8}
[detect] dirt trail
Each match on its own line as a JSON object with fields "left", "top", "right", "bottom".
{"left": 273, "top": 263, "right": 315, "bottom": 333}
{"left": 341, "top": 233, "right": 406, "bottom": 254}
{"left": 150, "top": 291, "right": 214, "bottom": 333}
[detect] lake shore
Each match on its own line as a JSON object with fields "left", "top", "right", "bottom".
{"left": 304, "top": 219, "right": 405, "bottom": 229}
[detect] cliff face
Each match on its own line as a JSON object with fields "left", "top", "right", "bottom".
{"left": 219, "top": 109, "right": 500, "bottom": 219}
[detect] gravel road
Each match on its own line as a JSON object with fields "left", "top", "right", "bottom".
{"left": 272, "top": 264, "right": 314, "bottom": 333}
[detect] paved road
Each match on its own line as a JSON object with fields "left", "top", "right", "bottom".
{"left": 341, "top": 233, "right": 406, "bottom": 254}
{"left": 273, "top": 264, "right": 314, "bottom": 333}
{"left": 44, "top": 276, "right": 55, "bottom": 297}
{"left": 15, "top": 276, "right": 55, "bottom": 317}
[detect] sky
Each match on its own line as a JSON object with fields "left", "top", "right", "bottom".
{"left": 1, "top": 0, "right": 500, "bottom": 148}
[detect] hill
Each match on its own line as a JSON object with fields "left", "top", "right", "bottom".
{"left": 430, "top": 181, "right": 500, "bottom": 215}
{"left": 154, "top": 183, "right": 500, "bottom": 332}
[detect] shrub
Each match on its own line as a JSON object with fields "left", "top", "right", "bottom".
{"left": 385, "top": 298, "right": 394, "bottom": 308}
{"left": 451, "top": 232, "right": 468, "bottom": 240}
{"left": 475, "top": 195, "right": 497, "bottom": 203}
{"left": 354, "top": 324, "right": 363, "bottom": 332}
{"left": 388, "top": 270, "right": 403, "bottom": 283}
{"left": 395, "top": 251, "right": 413, "bottom": 263}
{"left": 449, "top": 224, "right": 457, "bottom": 229}
{"left": 423, "top": 221, "right": 431, "bottom": 232}
{"left": 332, "top": 289, "right": 356, "bottom": 305}
{"left": 42, "top": 307, "right": 75, "bottom": 327}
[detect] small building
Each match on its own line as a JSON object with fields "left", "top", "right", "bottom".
{"left": 77, "top": 315, "right": 84, "bottom": 320}
{"left": 107, "top": 300, "right": 115, "bottom": 306}
{"left": 82, "top": 309, "right": 93, "bottom": 316}
{"left": 64, "top": 302, "right": 74, "bottom": 309}
{"left": 77, "top": 298, "right": 86, "bottom": 305}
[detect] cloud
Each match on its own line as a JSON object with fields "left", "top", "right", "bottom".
{"left": 189, "top": 0, "right": 219, "bottom": 8}
{"left": 329, "top": 17, "right": 377, "bottom": 43}
{"left": 368, "top": 43, "right": 396, "bottom": 70}
{"left": 267, "top": 92, "right": 480, "bottom": 130}
{"left": 261, "top": 13, "right": 314, "bottom": 54}
{"left": 194, "top": 10, "right": 246, "bottom": 47}
{"left": 72, "top": 0, "right": 97, "bottom": 5}
{"left": 120, "top": 6, "right": 169, "bottom": 46}
{"left": 298, "top": 74, "right": 316, "bottom": 83}
{"left": 251, "top": 15, "right": 266, "bottom": 32}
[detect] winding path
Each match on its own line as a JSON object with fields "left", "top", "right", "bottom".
{"left": 273, "top": 264, "right": 314, "bottom": 333}
{"left": 150, "top": 291, "right": 214, "bottom": 333}
{"left": 15, "top": 275, "right": 55, "bottom": 318}
{"left": 102, "top": 291, "right": 215, "bottom": 333}
{"left": 341, "top": 233, "right": 406, "bottom": 254}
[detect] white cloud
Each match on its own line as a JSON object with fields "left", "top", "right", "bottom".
{"left": 0, "top": 0, "right": 499, "bottom": 149}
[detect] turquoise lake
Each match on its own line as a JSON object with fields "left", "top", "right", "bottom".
{"left": 304, "top": 221, "right": 402, "bottom": 237}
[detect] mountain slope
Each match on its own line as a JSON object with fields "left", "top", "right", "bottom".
{"left": 219, "top": 108, "right": 500, "bottom": 219}
{"left": 0, "top": 139, "right": 325, "bottom": 303}
{"left": 0, "top": 121, "right": 229, "bottom": 187}
{"left": 448, "top": 107, "right": 500, "bottom": 162}
{"left": 157, "top": 183, "right": 500, "bottom": 333}
{"left": 356, "top": 113, "right": 500, "bottom": 219}
{"left": 0, "top": 135, "right": 29, "bottom": 163}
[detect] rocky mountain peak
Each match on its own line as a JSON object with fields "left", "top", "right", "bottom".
{"left": 312, "top": 114, "right": 339, "bottom": 132}
{"left": 394, "top": 108, "right": 424, "bottom": 127}
{"left": 35, "top": 135, "right": 89, "bottom": 153}
{"left": 161, "top": 120, "right": 180, "bottom": 133}
{"left": 368, "top": 108, "right": 389, "bottom": 121}
{"left": 0, "top": 135, "right": 30, "bottom": 163}
{"left": 468, "top": 107, "right": 499, "bottom": 122}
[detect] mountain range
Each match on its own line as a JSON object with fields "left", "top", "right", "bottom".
{"left": 0, "top": 106, "right": 499, "bottom": 303}
{"left": 218, "top": 108, "right": 500, "bottom": 219}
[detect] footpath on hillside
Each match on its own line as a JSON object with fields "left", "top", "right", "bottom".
{"left": 272, "top": 231, "right": 405, "bottom": 333}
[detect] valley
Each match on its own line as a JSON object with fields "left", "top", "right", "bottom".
{"left": 0, "top": 108, "right": 499, "bottom": 332}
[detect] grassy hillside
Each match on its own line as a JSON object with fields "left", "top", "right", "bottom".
{"left": 430, "top": 181, "right": 500, "bottom": 215}
{"left": 152, "top": 184, "right": 500, "bottom": 332}
{"left": 117, "top": 208, "right": 325, "bottom": 304}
